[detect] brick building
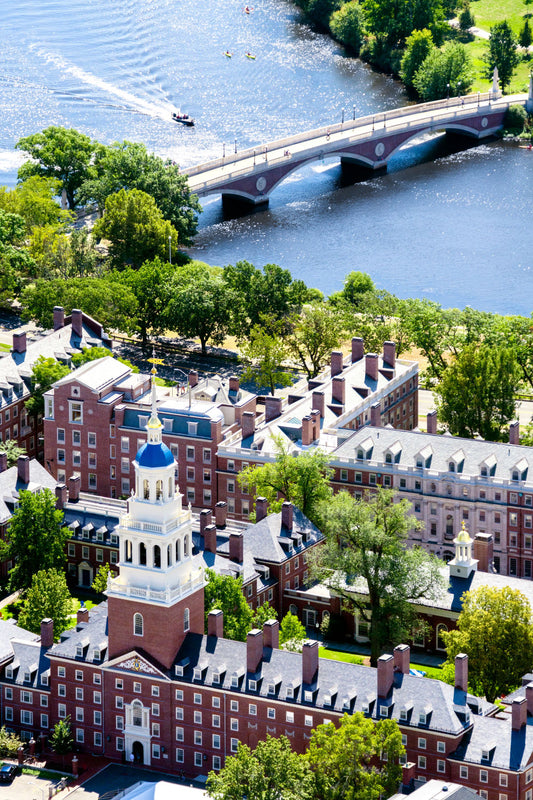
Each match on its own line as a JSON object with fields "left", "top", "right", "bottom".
{"left": 3, "top": 383, "right": 533, "bottom": 796}
{"left": 0, "top": 308, "right": 111, "bottom": 460}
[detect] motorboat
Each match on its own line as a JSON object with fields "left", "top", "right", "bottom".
{"left": 172, "top": 111, "right": 195, "bottom": 127}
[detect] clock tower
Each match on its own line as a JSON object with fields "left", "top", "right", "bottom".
{"left": 107, "top": 371, "right": 205, "bottom": 669}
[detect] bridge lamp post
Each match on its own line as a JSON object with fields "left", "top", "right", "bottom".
{"left": 457, "top": 81, "right": 462, "bottom": 99}
{"left": 353, "top": 105, "right": 355, "bottom": 121}
{"left": 168, "top": 235, "right": 172, "bottom": 266}
{"left": 223, "top": 143, "right": 226, "bottom": 159}
{"left": 234, "top": 139, "right": 237, "bottom": 154}
{"left": 446, "top": 83, "right": 450, "bottom": 100}
{"left": 477, "top": 91, "right": 480, "bottom": 107}
{"left": 341, "top": 108, "right": 345, "bottom": 125}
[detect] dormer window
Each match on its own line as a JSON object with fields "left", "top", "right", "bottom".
{"left": 416, "top": 458, "right": 423, "bottom": 468}
{"left": 188, "top": 422, "right": 198, "bottom": 436}
{"left": 481, "top": 467, "right": 488, "bottom": 477}
{"left": 419, "top": 712, "right": 427, "bottom": 724}
{"left": 512, "top": 471, "right": 519, "bottom": 481}
{"left": 448, "top": 462, "right": 455, "bottom": 472}
{"left": 286, "top": 687, "right": 294, "bottom": 699}
{"left": 400, "top": 709, "right": 407, "bottom": 721}
{"left": 357, "top": 449, "right": 364, "bottom": 460}
{"left": 385, "top": 453, "right": 392, "bottom": 464}
{"left": 249, "top": 680, "right": 257, "bottom": 691}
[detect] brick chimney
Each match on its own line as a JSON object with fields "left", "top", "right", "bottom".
{"left": 330, "top": 351, "right": 344, "bottom": 377}
{"left": 473, "top": 533, "right": 493, "bottom": 573}
{"left": 77, "top": 605, "right": 89, "bottom": 625}
{"left": 509, "top": 421, "right": 520, "bottom": 445}
{"left": 332, "top": 376, "right": 345, "bottom": 405}
{"left": 40, "top": 619, "right": 54, "bottom": 649}
{"left": 370, "top": 402, "right": 381, "bottom": 427}
{"left": 55, "top": 484, "right": 68, "bottom": 510}
{"left": 215, "top": 501, "right": 227, "bottom": 528}
{"left": 17, "top": 455, "right": 30, "bottom": 484}
{"left": 255, "top": 497, "right": 268, "bottom": 522}
{"left": 282, "top": 501, "right": 293, "bottom": 532}
{"left": 512, "top": 697, "right": 527, "bottom": 731}
{"left": 352, "top": 337, "right": 364, "bottom": 363}
{"left": 311, "top": 409, "right": 320, "bottom": 441}
{"left": 401, "top": 763, "right": 416, "bottom": 790}
{"left": 0, "top": 452, "right": 7, "bottom": 473}
{"left": 455, "top": 653, "right": 468, "bottom": 692}
{"left": 71, "top": 309, "right": 83, "bottom": 337}
{"left": 383, "top": 341, "right": 396, "bottom": 368}
{"left": 427, "top": 410, "right": 438, "bottom": 435}
{"left": 365, "top": 354, "right": 379, "bottom": 381}
{"left": 68, "top": 475, "right": 81, "bottom": 502}
{"left": 377, "top": 654, "right": 394, "bottom": 698}
{"left": 53, "top": 306, "right": 65, "bottom": 331}
{"left": 229, "top": 531, "right": 243, "bottom": 563}
{"left": 199, "top": 509, "right": 212, "bottom": 535}
{"left": 247, "top": 629, "right": 263, "bottom": 673}
{"left": 204, "top": 524, "right": 217, "bottom": 554}
{"left": 393, "top": 644, "right": 410, "bottom": 675}
{"left": 302, "top": 640, "right": 319, "bottom": 684}
{"left": 312, "top": 391, "right": 325, "bottom": 418}
{"left": 208, "top": 609, "right": 224, "bottom": 638}
{"left": 301, "top": 415, "right": 314, "bottom": 446}
{"left": 526, "top": 682, "right": 533, "bottom": 716}
{"left": 188, "top": 370, "right": 198, "bottom": 388}
{"left": 229, "top": 376, "right": 240, "bottom": 393}
{"left": 263, "top": 619, "right": 279, "bottom": 650}
{"left": 12, "top": 332, "right": 26, "bottom": 353}
{"left": 265, "top": 396, "right": 282, "bottom": 422}
{"left": 241, "top": 411, "right": 256, "bottom": 440}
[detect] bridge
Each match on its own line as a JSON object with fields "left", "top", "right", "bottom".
{"left": 183, "top": 88, "right": 530, "bottom": 208}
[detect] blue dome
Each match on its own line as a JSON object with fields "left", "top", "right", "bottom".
{"left": 136, "top": 442, "right": 175, "bottom": 468}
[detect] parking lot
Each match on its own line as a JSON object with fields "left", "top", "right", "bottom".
{"left": 0, "top": 769, "right": 62, "bottom": 800}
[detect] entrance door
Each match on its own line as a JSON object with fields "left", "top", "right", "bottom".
{"left": 81, "top": 569, "right": 91, "bottom": 587}
{"left": 132, "top": 741, "right": 144, "bottom": 764}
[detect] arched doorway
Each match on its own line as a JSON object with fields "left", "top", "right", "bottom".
{"left": 132, "top": 741, "right": 144, "bottom": 764}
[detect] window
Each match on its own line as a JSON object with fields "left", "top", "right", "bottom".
{"left": 212, "top": 714, "right": 221, "bottom": 727}
{"left": 184, "top": 608, "right": 190, "bottom": 632}
{"left": 21, "top": 710, "right": 33, "bottom": 726}
{"left": 212, "top": 755, "right": 222, "bottom": 771}
{"left": 187, "top": 447, "right": 194, "bottom": 461}
{"left": 194, "top": 731, "right": 202, "bottom": 745}
{"left": 69, "top": 401, "right": 83, "bottom": 423}
{"left": 418, "top": 756, "right": 426, "bottom": 770}
{"left": 194, "top": 711, "right": 202, "bottom": 725}
{"left": 418, "top": 738, "right": 426, "bottom": 749}
{"left": 305, "top": 715, "right": 313, "bottom": 727}
{"left": 76, "top": 687, "right": 84, "bottom": 701}
{"left": 121, "top": 458, "right": 130, "bottom": 473}
{"left": 76, "top": 707, "right": 84, "bottom": 722}
{"left": 230, "top": 718, "right": 238, "bottom": 731}
{"left": 134, "top": 682, "right": 141, "bottom": 694}
{"left": 231, "top": 738, "right": 239, "bottom": 753}
{"left": 4, "top": 688, "right": 12, "bottom": 700}
{"left": 176, "top": 748, "right": 184, "bottom": 763}
{"left": 230, "top": 700, "right": 239, "bottom": 712}
{"left": 500, "top": 775, "right": 508, "bottom": 787}
{"left": 175, "top": 690, "right": 183, "bottom": 701}
{"left": 267, "top": 708, "right": 276, "bottom": 719}
{"left": 4, "top": 708, "right": 12, "bottom": 722}
{"left": 437, "top": 741, "right": 445, "bottom": 753}
{"left": 75, "top": 729, "right": 84, "bottom": 744}
{"left": 115, "top": 696, "right": 124, "bottom": 709}
{"left": 175, "top": 727, "right": 184, "bottom": 741}
{"left": 460, "top": 766, "right": 468, "bottom": 779}
{"left": 41, "top": 713, "right": 49, "bottom": 728}
{"left": 194, "top": 693, "right": 202, "bottom": 705}
{"left": 437, "top": 760, "right": 446, "bottom": 773}
{"left": 134, "top": 613, "right": 143, "bottom": 636}
{"left": 249, "top": 704, "right": 257, "bottom": 716}
{"left": 175, "top": 708, "right": 184, "bottom": 721}
{"left": 116, "top": 738, "right": 124, "bottom": 752}
{"left": 480, "top": 771, "right": 488, "bottom": 783}
{"left": 340, "top": 469, "right": 348, "bottom": 482}
{"left": 58, "top": 684, "right": 66, "bottom": 697}
{"left": 286, "top": 711, "right": 294, "bottom": 723}
{"left": 94, "top": 710, "right": 102, "bottom": 725}
{"left": 152, "top": 723, "right": 160, "bottom": 737}
{"left": 152, "top": 703, "right": 160, "bottom": 717}
{"left": 58, "top": 704, "right": 67, "bottom": 719}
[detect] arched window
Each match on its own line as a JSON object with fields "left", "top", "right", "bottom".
{"left": 385, "top": 453, "right": 392, "bottom": 464}
{"left": 167, "top": 544, "right": 172, "bottom": 567}
{"left": 289, "top": 604, "right": 298, "bottom": 616}
{"left": 443, "top": 550, "right": 454, "bottom": 563}
{"left": 139, "top": 542, "right": 147, "bottom": 566}
{"left": 153, "top": 545, "right": 161, "bottom": 569}
{"left": 156, "top": 480, "right": 163, "bottom": 501}
{"left": 184, "top": 536, "right": 189, "bottom": 557}
{"left": 448, "top": 462, "right": 455, "bottom": 472}
{"left": 168, "top": 477, "right": 173, "bottom": 497}
{"left": 175, "top": 539, "right": 181, "bottom": 562}
{"left": 436, "top": 623, "right": 448, "bottom": 651}
{"left": 133, "top": 613, "right": 143, "bottom": 636}
{"left": 184, "top": 607, "right": 190, "bottom": 632}
{"left": 132, "top": 700, "right": 143, "bottom": 726}
{"left": 125, "top": 540, "right": 133, "bottom": 563}
{"left": 143, "top": 479, "right": 150, "bottom": 500}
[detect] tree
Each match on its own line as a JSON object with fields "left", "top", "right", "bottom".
{"left": 329, "top": 270, "right": 376, "bottom": 309}
{"left": 0, "top": 439, "right": 26, "bottom": 467}
{"left": 442, "top": 586, "right": 533, "bottom": 702}
{"left": 166, "top": 265, "right": 233, "bottom": 355}
{"left": 458, "top": 2, "right": 475, "bottom": 33}
{"left": 307, "top": 713, "right": 404, "bottom": 800}
{"left": 25, "top": 356, "right": 70, "bottom": 423}
{"left": 204, "top": 570, "right": 253, "bottom": 641}
{"left": 80, "top": 140, "right": 200, "bottom": 246}
{"left": 485, "top": 21, "right": 519, "bottom": 92}
{"left": 400, "top": 29, "right": 435, "bottom": 87}
{"left": 0, "top": 208, "right": 36, "bottom": 303}
{"left": 92, "top": 563, "right": 117, "bottom": 594}
{"left": 436, "top": 343, "right": 520, "bottom": 441}
{"left": 286, "top": 304, "right": 346, "bottom": 379}
{"left": 1, "top": 488, "right": 71, "bottom": 592}
{"left": 252, "top": 602, "right": 278, "bottom": 630}
{"left": 312, "top": 489, "right": 445, "bottom": 666}
{"left": 240, "top": 324, "right": 294, "bottom": 394}
{"left": 116, "top": 259, "right": 175, "bottom": 348}
{"left": 363, "top": 0, "right": 445, "bottom": 47}
{"left": 71, "top": 346, "right": 137, "bottom": 372}
{"left": 18, "top": 569, "right": 73, "bottom": 639}
{"left": 207, "top": 735, "right": 315, "bottom": 800}
{"left": 519, "top": 19, "right": 532, "bottom": 49}
{"left": 239, "top": 435, "right": 333, "bottom": 524}
{"left": 413, "top": 41, "right": 473, "bottom": 100}
{"left": 0, "top": 727, "right": 23, "bottom": 759}
{"left": 329, "top": 2, "right": 366, "bottom": 54}
{"left": 0, "top": 175, "right": 71, "bottom": 232}
{"left": 279, "top": 611, "right": 307, "bottom": 651}
{"left": 49, "top": 717, "right": 73, "bottom": 768}
{"left": 92, "top": 188, "right": 178, "bottom": 270}
{"left": 16, "top": 127, "right": 98, "bottom": 209}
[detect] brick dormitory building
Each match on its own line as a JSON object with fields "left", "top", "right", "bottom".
{"left": 2, "top": 389, "right": 533, "bottom": 796}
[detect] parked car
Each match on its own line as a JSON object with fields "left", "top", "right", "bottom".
{"left": 0, "top": 764, "right": 17, "bottom": 782}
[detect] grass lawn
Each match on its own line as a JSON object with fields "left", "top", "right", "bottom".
{"left": 21, "top": 766, "right": 71, "bottom": 781}
{"left": 469, "top": 0, "right": 531, "bottom": 36}
{"left": 464, "top": 37, "right": 533, "bottom": 94}
{"left": 318, "top": 647, "right": 446, "bottom": 682}
{"left": 0, "top": 343, "right": 10, "bottom": 353}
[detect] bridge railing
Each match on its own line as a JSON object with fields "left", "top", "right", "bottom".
{"left": 183, "top": 91, "right": 504, "bottom": 179}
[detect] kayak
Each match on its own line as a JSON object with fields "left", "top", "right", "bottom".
{"left": 245, "top": 52, "right": 256, "bottom": 59}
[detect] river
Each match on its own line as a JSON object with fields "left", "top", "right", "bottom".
{"left": 0, "top": 0, "right": 531, "bottom": 315}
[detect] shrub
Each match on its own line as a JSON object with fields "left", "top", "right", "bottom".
{"left": 504, "top": 104, "right": 527, "bottom": 135}
{"left": 0, "top": 727, "right": 23, "bottom": 758}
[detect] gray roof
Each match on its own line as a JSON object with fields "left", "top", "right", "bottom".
{"left": 449, "top": 713, "right": 533, "bottom": 771}
{"left": 392, "top": 780, "right": 481, "bottom": 800}
{"left": 0, "top": 459, "right": 58, "bottom": 524}
{"left": 52, "top": 356, "right": 129, "bottom": 393}
{"left": 48, "top": 602, "right": 108, "bottom": 662}
{"left": 7, "top": 639, "right": 50, "bottom": 690}
{"left": 0, "top": 620, "right": 39, "bottom": 664}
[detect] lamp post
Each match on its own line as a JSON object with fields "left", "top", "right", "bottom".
{"left": 341, "top": 108, "right": 344, "bottom": 125}
{"left": 168, "top": 235, "right": 172, "bottom": 265}
{"left": 222, "top": 143, "right": 225, "bottom": 159}
{"left": 477, "top": 90, "right": 480, "bottom": 107}
{"left": 234, "top": 139, "right": 237, "bottom": 154}
{"left": 446, "top": 83, "right": 450, "bottom": 100}
{"left": 353, "top": 105, "right": 356, "bottom": 121}
{"left": 457, "top": 81, "right": 462, "bottom": 99}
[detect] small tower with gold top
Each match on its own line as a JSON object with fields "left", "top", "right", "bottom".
{"left": 449, "top": 521, "right": 478, "bottom": 579}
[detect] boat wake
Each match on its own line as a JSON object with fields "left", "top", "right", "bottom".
{"left": 34, "top": 47, "right": 177, "bottom": 122}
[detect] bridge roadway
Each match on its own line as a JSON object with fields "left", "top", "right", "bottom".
{"left": 183, "top": 91, "right": 528, "bottom": 207}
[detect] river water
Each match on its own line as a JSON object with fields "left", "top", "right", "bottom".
{"left": 1, "top": 0, "right": 531, "bottom": 314}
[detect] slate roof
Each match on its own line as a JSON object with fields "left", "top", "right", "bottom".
{"left": 0, "top": 459, "right": 57, "bottom": 524}
{"left": 48, "top": 602, "right": 109, "bottom": 662}
{"left": 449, "top": 713, "right": 533, "bottom": 771}
{"left": 0, "top": 620, "right": 38, "bottom": 665}
{"left": 392, "top": 780, "right": 481, "bottom": 800}
{"left": 7, "top": 639, "right": 51, "bottom": 690}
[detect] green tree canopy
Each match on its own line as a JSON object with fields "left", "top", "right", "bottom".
{"left": 1, "top": 488, "right": 71, "bottom": 592}
{"left": 0, "top": 176, "right": 72, "bottom": 232}
{"left": 519, "top": 19, "right": 532, "bottom": 49}
{"left": 485, "top": 21, "right": 519, "bottom": 92}
{"left": 413, "top": 41, "right": 474, "bottom": 100}
{"left": 0, "top": 440, "right": 27, "bottom": 467}
{"left": 207, "top": 734, "right": 315, "bottom": 800}
{"left": 18, "top": 569, "right": 73, "bottom": 639}
{"left": 240, "top": 323, "right": 294, "bottom": 395}
{"left": 49, "top": 717, "right": 73, "bottom": 767}
{"left": 443, "top": 585, "right": 533, "bottom": 702}
{"left": 25, "top": 356, "right": 70, "bottom": 422}
{"left": 80, "top": 140, "right": 200, "bottom": 245}
{"left": 114, "top": 259, "right": 175, "bottom": 348}
{"left": 16, "top": 126, "right": 99, "bottom": 209}
{"left": 279, "top": 611, "right": 307, "bottom": 651}
{"left": 239, "top": 435, "right": 333, "bottom": 524}
{"left": 400, "top": 29, "right": 435, "bottom": 87}
{"left": 92, "top": 188, "right": 178, "bottom": 270}
{"left": 312, "top": 489, "right": 445, "bottom": 665}
{"left": 436, "top": 343, "right": 520, "bottom": 441}
{"left": 0, "top": 208, "right": 36, "bottom": 303}
{"left": 92, "top": 563, "right": 117, "bottom": 594}
{"left": 330, "top": 2, "right": 366, "bottom": 54}
{"left": 286, "top": 303, "right": 346, "bottom": 379}
{"left": 363, "top": 0, "right": 445, "bottom": 46}
{"left": 204, "top": 570, "right": 253, "bottom": 641}
{"left": 307, "top": 713, "right": 404, "bottom": 800}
